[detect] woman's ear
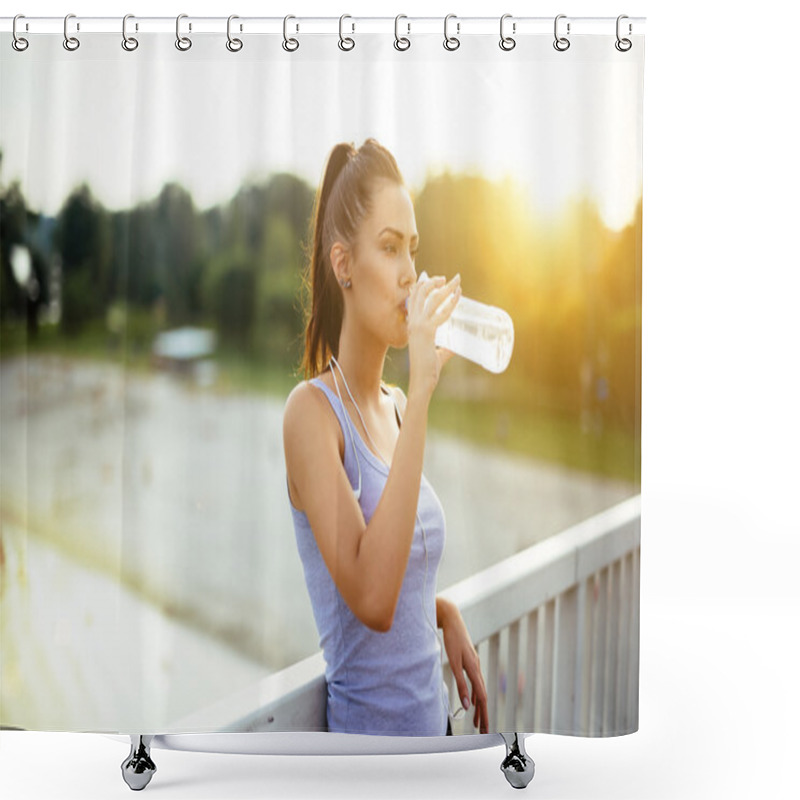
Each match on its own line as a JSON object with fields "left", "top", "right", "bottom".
{"left": 329, "top": 242, "right": 350, "bottom": 286}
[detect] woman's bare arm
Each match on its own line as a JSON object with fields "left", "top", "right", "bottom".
{"left": 283, "top": 381, "right": 429, "bottom": 632}
{"left": 284, "top": 274, "right": 460, "bottom": 633}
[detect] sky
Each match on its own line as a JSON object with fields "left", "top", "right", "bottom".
{"left": 1, "top": 27, "right": 643, "bottom": 230}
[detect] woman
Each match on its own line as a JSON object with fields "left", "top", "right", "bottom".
{"left": 282, "top": 138, "right": 488, "bottom": 736}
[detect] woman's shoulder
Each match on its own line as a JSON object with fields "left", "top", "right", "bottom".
{"left": 283, "top": 377, "right": 346, "bottom": 513}
{"left": 283, "top": 376, "right": 343, "bottom": 449}
{"left": 285, "top": 376, "right": 332, "bottom": 418}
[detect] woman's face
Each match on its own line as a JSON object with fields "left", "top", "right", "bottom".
{"left": 343, "top": 178, "right": 419, "bottom": 347}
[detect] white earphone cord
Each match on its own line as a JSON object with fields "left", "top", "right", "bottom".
{"left": 328, "top": 356, "right": 464, "bottom": 725}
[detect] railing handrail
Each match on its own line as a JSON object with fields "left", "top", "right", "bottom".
{"left": 170, "top": 495, "right": 641, "bottom": 733}
{"left": 441, "top": 495, "right": 641, "bottom": 644}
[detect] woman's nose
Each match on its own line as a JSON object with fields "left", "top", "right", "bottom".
{"left": 403, "top": 257, "right": 417, "bottom": 286}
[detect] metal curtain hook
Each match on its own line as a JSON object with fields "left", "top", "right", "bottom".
{"left": 615, "top": 14, "right": 632, "bottom": 51}
{"left": 394, "top": 14, "right": 411, "bottom": 51}
{"left": 283, "top": 15, "right": 299, "bottom": 51}
{"left": 12, "top": 14, "right": 29, "bottom": 52}
{"left": 176, "top": 13, "right": 192, "bottom": 51}
{"left": 63, "top": 13, "right": 80, "bottom": 51}
{"left": 227, "top": 14, "right": 243, "bottom": 52}
{"left": 122, "top": 14, "right": 138, "bottom": 51}
{"left": 339, "top": 14, "right": 355, "bottom": 51}
{"left": 554, "top": 14, "right": 570, "bottom": 51}
{"left": 500, "top": 13, "right": 516, "bottom": 51}
{"left": 444, "top": 14, "right": 460, "bottom": 51}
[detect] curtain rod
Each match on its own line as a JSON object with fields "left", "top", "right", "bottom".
{"left": 1, "top": 16, "right": 646, "bottom": 37}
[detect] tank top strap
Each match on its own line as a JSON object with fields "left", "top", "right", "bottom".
{"left": 381, "top": 383, "right": 403, "bottom": 427}
{"left": 308, "top": 376, "right": 346, "bottom": 420}
{"left": 308, "top": 376, "right": 364, "bottom": 497}
{"left": 311, "top": 375, "right": 402, "bottom": 429}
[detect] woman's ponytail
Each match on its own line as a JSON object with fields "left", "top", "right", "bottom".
{"left": 300, "top": 138, "right": 405, "bottom": 379}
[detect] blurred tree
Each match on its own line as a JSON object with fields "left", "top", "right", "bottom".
{"left": 200, "top": 246, "right": 255, "bottom": 348}
{"left": 0, "top": 176, "right": 29, "bottom": 323}
{"left": 149, "top": 183, "right": 205, "bottom": 326}
{"left": 54, "top": 184, "right": 112, "bottom": 335}
{"left": 255, "top": 215, "right": 305, "bottom": 363}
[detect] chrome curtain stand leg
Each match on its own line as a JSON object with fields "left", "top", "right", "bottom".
{"left": 500, "top": 732, "right": 535, "bottom": 789}
{"left": 121, "top": 735, "right": 157, "bottom": 791}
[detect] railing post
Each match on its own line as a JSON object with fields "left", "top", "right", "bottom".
{"left": 604, "top": 560, "right": 620, "bottom": 734}
{"left": 627, "top": 546, "right": 641, "bottom": 731}
{"left": 538, "top": 600, "right": 555, "bottom": 731}
{"left": 487, "top": 632, "right": 500, "bottom": 733}
{"left": 588, "top": 569, "right": 604, "bottom": 734}
{"left": 616, "top": 552, "right": 631, "bottom": 732}
{"left": 504, "top": 619, "right": 521, "bottom": 731}
{"left": 578, "top": 576, "right": 594, "bottom": 733}
{"left": 522, "top": 610, "right": 537, "bottom": 730}
{"left": 552, "top": 585, "right": 579, "bottom": 732}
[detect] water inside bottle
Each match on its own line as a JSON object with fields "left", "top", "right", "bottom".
{"left": 435, "top": 296, "right": 514, "bottom": 374}
{"left": 415, "top": 271, "right": 514, "bottom": 373}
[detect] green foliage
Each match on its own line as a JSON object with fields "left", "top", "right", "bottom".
{"left": 0, "top": 162, "right": 640, "bottom": 481}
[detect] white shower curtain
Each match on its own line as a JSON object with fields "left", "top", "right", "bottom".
{"left": 1, "top": 15, "right": 644, "bottom": 737}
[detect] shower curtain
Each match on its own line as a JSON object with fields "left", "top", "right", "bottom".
{"left": 0, "top": 15, "right": 644, "bottom": 738}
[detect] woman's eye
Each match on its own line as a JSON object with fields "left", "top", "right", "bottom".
{"left": 383, "top": 243, "right": 417, "bottom": 258}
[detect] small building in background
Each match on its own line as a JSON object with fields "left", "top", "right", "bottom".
{"left": 151, "top": 327, "right": 217, "bottom": 387}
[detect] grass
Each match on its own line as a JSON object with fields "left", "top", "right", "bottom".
{"left": 428, "top": 396, "right": 640, "bottom": 484}
{"left": 1, "top": 323, "right": 640, "bottom": 484}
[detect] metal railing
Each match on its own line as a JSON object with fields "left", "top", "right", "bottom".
{"left": 172, "top": 495, "right": 640, "bottom": 736}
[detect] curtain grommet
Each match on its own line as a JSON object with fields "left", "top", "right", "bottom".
{"left": 283, "top": 15, "right": 299, "bottom": 52}
{"left": 226, "top": 15, "right": 243, "bottom": 52}
{"left": 63, "top": 13, "right": 80, "bottom": 51}
{"left": 615, "top": 15, "right": 632, "bottom": 52}
{"left": 553, "top": 14, "right": 571, "bottom": 52}
{"left": 394, "top": 14, "right": 411, "bottom": 51}
{"left": 175, "top": 13, "right": 191, "bottom": 51}
{"left": 499, "top": 14, "right": 516, "bottom": 51}
{"left": 444, "top": 14, "right": 460, "bottom": 51}
{"left": 338, "top": 15, "right": 355, "bottom": 51}
{"left": 12, "top": 14, "right": 29, "bottom": 52}
{"left": 121, "top": 14, "right": 138, "bottom": 52}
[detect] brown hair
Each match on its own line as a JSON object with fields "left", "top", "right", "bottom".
{"left": 299, "top": 138, "right": 405, "bottom": 379}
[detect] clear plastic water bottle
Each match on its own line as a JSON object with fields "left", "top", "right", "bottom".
{"left": 415, "top": 270, "right": 514, "bottom": 374}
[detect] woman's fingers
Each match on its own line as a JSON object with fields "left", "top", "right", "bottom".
{"left": 420, "top": 273, "right": 458, "bottom": 301}
{"left": 454, "top": 665, "right": 470, "bottom": 712}
{"left": 478, "top": 691, "right": 489, "bottom": 733}
{"left": 409, "top": 275, "right": 443, "bottom": 315}
{"left": 469, "top": 660, "right": 488, "bottom": 733}
{"left": 430, "top": 285, "right": 461, "bottom": 326}
{"left": 425, "top": 276, "right": 461, "bottom": 326}
{"left": 411, "top": 274, "right": 460, "bottom": 323}
{"left": 418, "top": 274, "right": 446, "bottom": 299}
{"left": 458, "top": 650, "right": 488, "bottom": 733}
{"left": 429, "top": 274, "right": 460, "bottom": 304}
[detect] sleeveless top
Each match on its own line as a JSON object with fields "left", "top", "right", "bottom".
{"left": 287, "top": 375, "right": 450, "bottom": 736}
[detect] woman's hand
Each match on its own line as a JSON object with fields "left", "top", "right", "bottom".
{"left": 406, "top": 274, "right": 461, "bottom": 401}
{"left": 438, "top": 597, "right": 489, "bottom": 734}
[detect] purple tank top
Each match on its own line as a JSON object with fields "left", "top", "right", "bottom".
{"left": 287, "top": 376, "right": 450, "bottom": 736}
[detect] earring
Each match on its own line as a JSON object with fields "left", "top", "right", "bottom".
{"left": 340, "top": 279, "right": 352, "bottom": 288}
